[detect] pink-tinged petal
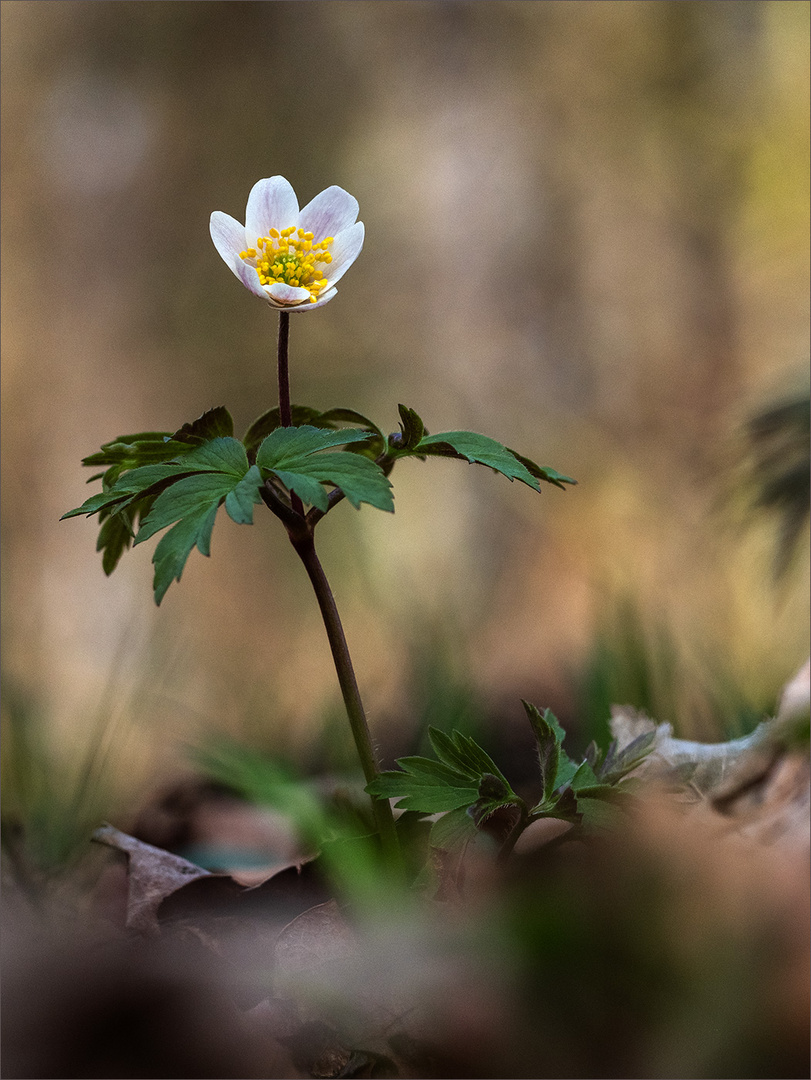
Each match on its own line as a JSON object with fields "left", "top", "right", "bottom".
{"left": 298, "top": 186, "right": 359, "bottom": 242}
{"left": 266, "top": 282, "right": 312, "bottom": 306}
{"left": 245, "top": 177, "right": 299, "bottom": 246}
{"left": 210, "top": 211, "right": 247, "bottom": 270}
{"left": 234, "top": 256, "right": 270, "bottom": 300}
{"left": 323, "top": 221, "right": 364, "bottom": 288}
{"left": 288, "top": 286, "right": 337, "bottom": 313}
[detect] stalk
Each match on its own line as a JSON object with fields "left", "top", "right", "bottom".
{"left": 273, "top": 312, "right": 400, "bottom": 867}
{"left": 290, "top": 533, "right": 400, "bottom": 864}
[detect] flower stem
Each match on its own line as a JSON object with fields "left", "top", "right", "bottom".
{"left": 273, "top": 311, "right": 400, "bottom": 869}
{"left": 276, "top": 311, "right": 292, "bottom": 427}
{"left": 291, "top": 532, "right": 401, "bottom": 867}
{"left": 276, "top": 311, "right": 304, "bottom": 516}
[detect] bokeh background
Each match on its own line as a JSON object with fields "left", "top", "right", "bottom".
{"left": 2, "top": 0, "right": 809, "bottom": 826}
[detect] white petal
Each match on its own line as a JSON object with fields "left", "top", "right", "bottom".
{"left": 234, "top": 256, "right": 270, "bottom": 300}
{"left": 298, "top": 186, "right": 359, "bottom": 241}
{"left": 245, "top": 177, "right": 299, "bottom": 246}
{"left": 266, "top": 282, "right": 312, "bottom": 306}
{"left": 323, "top": 221, "right": 364, "bottom": 288}
{"left": 288, "top": 286, "right": 337, "bottom": 313}
{"left": 210, "top": 211, "right": 247, "bottom": 273}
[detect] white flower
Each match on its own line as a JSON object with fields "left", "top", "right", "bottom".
{"left": 210, "top": 176, "right": 364, "bottom": 311}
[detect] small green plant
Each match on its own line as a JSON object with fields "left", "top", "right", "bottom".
{"left": 62, "top": 175, "right": 575, "bottom": 869}
{"left": 368, "top": 701, "right": 655, "bottom": 860}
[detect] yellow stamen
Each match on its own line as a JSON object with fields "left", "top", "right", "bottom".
{"left": 238, "top": 225, "right": 335, "bottom": 304}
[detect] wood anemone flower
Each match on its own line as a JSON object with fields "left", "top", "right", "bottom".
{"left": 210, "top": 175, "right": 364, "bottom": 311}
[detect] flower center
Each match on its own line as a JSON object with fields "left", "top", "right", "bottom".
{"left": 239, "top": 227, "right": 333, "bottom": 303}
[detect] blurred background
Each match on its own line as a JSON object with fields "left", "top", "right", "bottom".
{"left": 2, "top": 0, "right": 809, "bottom": 838}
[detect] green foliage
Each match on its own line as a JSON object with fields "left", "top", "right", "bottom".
{"left": 63, "top": 412, "right": 396, "bottom": 604}
{"left": 388, "top": 405, "right": 576, "bottom": 491}
{"left": 368, "top": 701, "right": 653, "bottom": 854}
{"left": 63, "top": 402, "right": 573, "bottom": 606}
{"left": 64, "top": 430, "right": 263, "bottom": 605}
{"left": 367, "top": 727, "right": 521, "bottom": 849}
{"left": 256, "top": 425, "right": 394, "bottom": 513}
{"left": 395, "top": 404, "right": 426, "bottom": 450}
{"left": 243, "top": 405, "right": 385, "bottom": 461}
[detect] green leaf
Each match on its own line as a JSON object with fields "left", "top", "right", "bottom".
{"left": 169, "top": 436, "right": 249, "bottom": 476}
{"left": 468, "top": 773, "right": 517, "bottom": 827}
{"left": 386, "top": 414, "right": 576, "bottom": 492}
{"left": 393, "top": 755, "right": 473, "bottom": 786}
{"left": 569, "top": 760, "right": 600, "bottom": 792}
{"left": 61, "top": 489, "right": 134, "bottom": 520}
{"left": 243, "top": 405, "right": 384, "bottom": 462}
{"left": 577, "top": 796, "right": 624, "bottom": 831}
{"left": 134, "top": 472, "right": 243, "bottom": 545}
{"left": 96, "top": 496, "right": 155, "bottom": 575}
{"left": 396, "top": 404, "right": 426, "bottom": 450}
{"left": 365, "top": 772, "right": 479, "bottom": 813}
{"left": 257, "top": 425, "right": 371, "bottom": 465}
{"left": 273, "top": 470, "right": 330, "bottom": 512}
{"left": 81, "top": 433, "right": 188, "bottom": 474}
{"left": 151, "top": 502, "right": 220, "bottom": 606}
{"left": 553, "top": 751, "right": 580, "bottom": 791}
{"left": 257, "top": 426, "right": 393, "bottom": 512}
{"left": 224, "top": 465, "right": 264, "bottom": 524}
{"left": 243, "top": 406, "right": 333, "bottom": 460}
{"left": 521, "top": 701, "right": 561, "bottom": 802}
{"left": 171, "top": 406, "right": 234, "bottom": 444}
{"left": 415, "top": 431, "right": 541, "bottom": 491}
{"left": 505, "top": 448, "right": 577, "bottom": 490}
{"left": 64, "top": 421, "right": 264, "bottom": 603}
{"left": 427, "top": 728, "right": 482, "bottom": 780}
{"left": 429, "top": 806, "right": 477, "bottom": 851}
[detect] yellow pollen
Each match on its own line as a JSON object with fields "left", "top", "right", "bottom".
{"left": 239, "top": 226, "right": 335, "bottom": 303}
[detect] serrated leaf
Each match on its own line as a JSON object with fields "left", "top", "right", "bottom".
{"left": 171, "top": 406, "right": 234, "bottom": 444}
{"left": 243, "top": 405, "right": 333, "bottom": 460}
{"left": 569, "top": 760, "right": 601, "bottom": 792}
{"left": 96, "top": 497, "right": 155, "bottom": 575}
{"left": 96, "top": 511, "right": 134, "bottom": 576}
{"left": 429, "top": 806, "right": 478, "bottom": 851}
{"left": 457, "top": 732, "right": 512, "bottom": 787}
{"left": 224, "top": 465, "right": 263, "bottom": 524}
{"left": 257, "top": 426, "right": 393, "bottom": 512}
{"left": 397, "top": 404, "right": 426, "bottom": 450}
{"left": 279, "top": 454, "right": 394, "bottom": 512}
{"left": 365, "top": 772, "right": 479, "bottom": 813}
{"left": 553, "top": 750, "right": 580, "bottom": 791}
{"left": 169, "top": 436, "right": 249, "bottom": 476}
{"left": 134, "top": 472, "right": 241, "bottom": 545}
{"left": 151, "top": 502, "right": 219, "bottom": 606}
{"left": 505, "top": 448, "right": 577, "bottom": 490}
{"left": 243, "top": 406, "right": 384, "bottom": 462}
{"left": 319, "top": 408, "right": 385, "bottom": 454}
{"left": 427, "top": 728, "right": 482, "bottom": 780}
{"left": 81, "top": 433, "right": 189, "bottom": 472}
{"left": 273, "top": 469, "right": 330, "bottom": 512}
{"left": 395, "top": 756, "right": 473, "bottom": 786}
{"left": 61, "top": 490, "right": 133, "bottom": 520}
{"left": 522, "top": 700, "right": 562, "bottom": 801}
{"left": 530, "top": 785, "right": 581, "bottom": 822}
{"left": 468, "top": 773, "right": 517, "bottom": 827}
{"left": 256, "top": 425, "right": 372, "bottom": 466}
{"left": 415, "top": 431, "right": 541, "bottom": 491}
